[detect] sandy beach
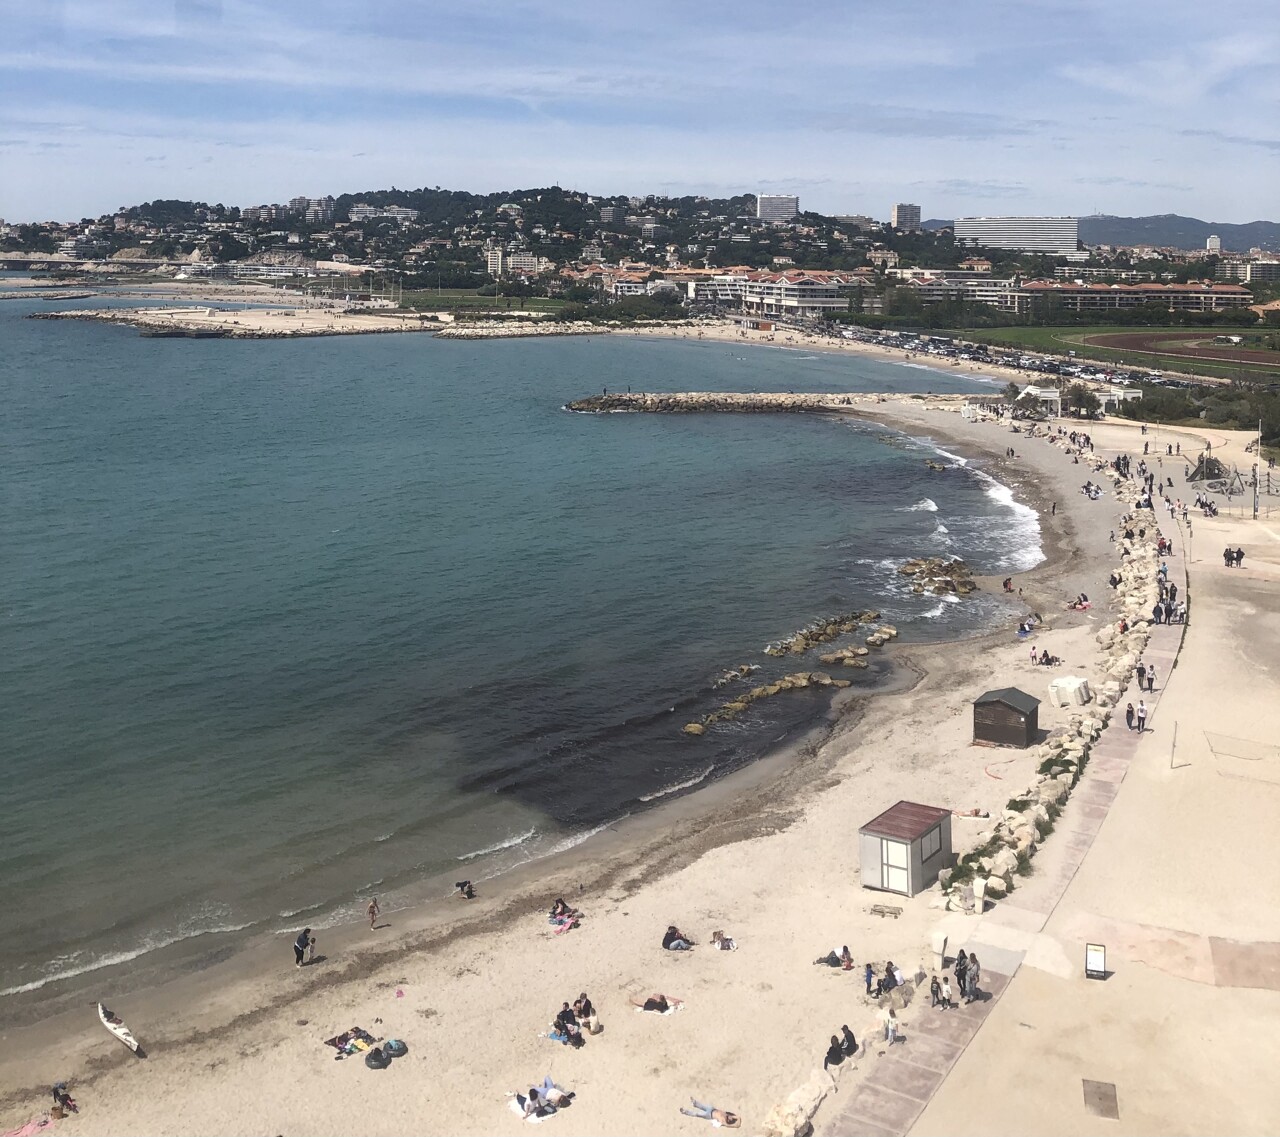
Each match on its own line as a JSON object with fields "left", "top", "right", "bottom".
{"left": 1, "top": 387, "right": 1192, "bottom": 1137}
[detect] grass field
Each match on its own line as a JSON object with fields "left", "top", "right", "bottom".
{"left": 959, "top": 326, "right": 1280, "bottom": 383}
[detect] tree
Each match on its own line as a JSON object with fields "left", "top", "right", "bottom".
{"left": 1065, "top": 382, "right": 1101, "bottom": 418}
{"left": 1003, "top": 381, "right": 1022, "bottom": 404}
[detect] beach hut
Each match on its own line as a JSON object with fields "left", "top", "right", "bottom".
{"left": 973, "top": 687, "right": 1040, "bottom": 748}
{"left": 858, "top": 801, "right": 952, "bottom": 897}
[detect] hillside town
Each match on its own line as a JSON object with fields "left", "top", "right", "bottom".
{"left": 3, "top": 188, "right": 1278, "bottom": 329}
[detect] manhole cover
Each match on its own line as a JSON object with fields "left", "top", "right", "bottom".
{"left": 1082, "top": 1079, "right": 1119, "bottom": 1120}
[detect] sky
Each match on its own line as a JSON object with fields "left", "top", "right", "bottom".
{"left": 1, "top": 0, "right": 1277, "bottom": 224}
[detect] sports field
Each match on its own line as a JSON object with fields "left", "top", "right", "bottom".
{"left": 961, "top": 326, "right": 1280, "bottom": 382}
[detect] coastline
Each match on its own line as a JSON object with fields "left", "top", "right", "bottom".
{"left": 0, "top": 394, "right": 1115, "bottom": 1136}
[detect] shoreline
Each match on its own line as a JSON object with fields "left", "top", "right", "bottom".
{"left": 0, "top": 396, "right": 1105, "bottom": 1136}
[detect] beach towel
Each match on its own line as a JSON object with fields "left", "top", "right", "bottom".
{"left": 3, "top": 1118, "right": 53, "bottom": 1137}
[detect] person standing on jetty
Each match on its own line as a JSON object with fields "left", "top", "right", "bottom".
{"left": 294, "top": 927, "right": 311, "bottom": 968}
{"left": 1126, "top": 702, "right": 1135, "bottom": 730}
{"left": 1137, "top": 701, "right": 1148, "bottom": 734}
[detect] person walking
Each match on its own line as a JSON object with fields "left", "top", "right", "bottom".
{"left": 954, "top": 950, "right": 969, "bottom": 1002}
{"left": 1236, "top": 548, "right": 1245, "bottom": 568}
{"left": 1125, "top": 702, "right": 1135, "bottom": 730}
{"left": 965, "top": 955, "right": 982, "bottom": 1004}
{"left": 1136, "top": 661, "right": 1146, "bottom": 689}
{"left": 1147, "top": 664, "right": 1157, "bottom": 693}
{"left": 367, "top": 897, "right": 381, "bottom": 930}
{"left": 930, "top": 975, "right": 942, "bottom": 1008}
{"left": 294, "top": 927, "right": 311, "bottom": 968}
{"left": 941, "top": 976, "right": 954, "bottom": 1009}
{"left": 1136, "top": 700, "right": 1148, "bottom": 733}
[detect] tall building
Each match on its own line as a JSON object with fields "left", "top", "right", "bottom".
{"left": 1206, "top": 234, "right": 1222, "bottom": 253}
{"left": 891, "top": 203, "right": 921, "bottom": 232}
{"left": 756, "top": 194, "right": 799, "bottom": 222}
{"left": 598, "top": 206, "right": 625, "bottom": 225}
{"left": 952, "top": 216, "right": 1080, "bottom": 255}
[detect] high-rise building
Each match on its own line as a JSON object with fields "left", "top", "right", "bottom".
{"left": 1206, "top": 234, "right": 1222, "bottom": 253}
{"left": 598, "top": 206, "right": 625, "bottom": 225}
{"left": 952, "top": 216, "right": 1080, "bottom": 254}
{"left": 891, "top": 203, "right": 921, "bottom": 232}
{"left": 756, "top": 194, "right": 799, "bottom": 222}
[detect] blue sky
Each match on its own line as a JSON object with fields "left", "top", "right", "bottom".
{"left": 1, "top": 0, "right": 1276, "bottom": 223}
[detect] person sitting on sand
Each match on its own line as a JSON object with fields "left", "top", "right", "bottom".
{"left": 574, "top": 993, "right": 601, "bottom": 1035}
{"left": 823, "top": 1033, "right": 845, "bottom": 1070}
{"left": 555, "top": 1002, "right": 579, "bottom": 1034}
{"left": 663, "top": 925, "right": 695, "bottom": 951}
{"left": 455, "top": 880, "right": 476, "bottom": 900}
{"left": 840, "top": 945, "right": 854, "bottom": 971}
{"left": 841, "top": 1024, "right": 859, "bottom": 1057}
{"left": 550, "top": 897, "right": 579, "bottom": 921}
{"left": 711, "top": 930, "right": 737, "bottom": 951}
{"left": 679, "top": 1099, "right": 741, "bottom": 1127}
{"left": 631, "top": 993, "right": 682, "bottom": 1013}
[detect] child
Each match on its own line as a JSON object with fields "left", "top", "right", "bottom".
{"left": 930, "top": 975, "right": 941, "bottom": 1008}
{"left": 941, "top": 976, "right": 954, "bottom": 1010}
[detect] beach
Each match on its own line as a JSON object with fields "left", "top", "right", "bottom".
{"left": 1, "top": 391, "right": 1150, "bottom": 1136}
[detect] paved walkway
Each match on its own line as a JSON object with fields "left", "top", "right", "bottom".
{"left": 819, "top": 972, "right": 1010, "bottom": 1137}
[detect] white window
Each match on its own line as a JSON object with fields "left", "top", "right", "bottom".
{"left": 920, "top": 825, "right": 942, "bottom": 862}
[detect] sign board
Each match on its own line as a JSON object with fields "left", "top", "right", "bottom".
{"left": 1085, "top": 942, "right": 1107, "bottom": 980}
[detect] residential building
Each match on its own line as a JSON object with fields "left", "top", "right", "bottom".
{"left": 740, "top": 270, "right": 863, "bottom": 319}
{"left": 303, "top": 196, "right": 336, "bottom": 224}
{"left": 487, "top": 248, "right": 549, "bottom": 277}
{"left": 953, "top": 216, "right": 1080, "bottom": 254}
{"left": 891, "top": 203, "right": 921, "bottom": 232}
{"left": 1206, "top": 235, "right": 1222, "bottom": 253}
{"left": 756, "top": 194, "right": 799, "bottom": 222}
{"left": 687, "top": 275, "right": 748, "bottom": 304}
{"left": 348, "top": 203, "right": 419, "bottom": 223}
{"left": 833, "top": 215, "right": 879, "bottom": 231}
{"left": 1019, "top": 280, "right": 1252, "bottom": 313}
{"left": 598, "top": 206, "right": 625, "bottom": 225}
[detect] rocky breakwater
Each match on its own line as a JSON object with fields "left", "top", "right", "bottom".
{"left": 683, "top": 616, "right": 899, "bottom": 736}
{"left": 568, "top": 391, "right": 855, "bottom": 414}
{"left": 897, "top": 556, "right": 977, "bottom": 596}
{"left": 763, "top": 610, "right": 883, "bottom": 657}
{"left": 434, "top": 319, "right": 599, "bottom": 340}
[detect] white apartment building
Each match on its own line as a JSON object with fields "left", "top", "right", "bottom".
{"left": 756, "top": 194, "right": 799, "bottom": 222}
{"left": 891, "top": 203, "right": 921, "bottom": 232}
{"left": 740, "top": 271, "right": 860, "bottom": 319}
{"left": 687, "top": 275, "right": 748, "bottom": 304}
{"left": 487, "top": 249, "right": 549, "bottom": 277}
{"left": 1206, "top": 235, "right": 1222, "bottom": 252}
{"left": 952, "top": 216, "right": 1080, "bottom": 254}
{"left": 348, "top": 204, "right": 420, "bottom": 223}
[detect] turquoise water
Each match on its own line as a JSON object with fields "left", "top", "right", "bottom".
{"left": 0, "top": 294, "right": 1038, "bottom": 1017}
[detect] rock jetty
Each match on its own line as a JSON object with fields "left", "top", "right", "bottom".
{"left": 683, "top": 670, "right": 852, "bottom": 735}
{"left": 568, "top": 391, "right": 864, "bottom": 414}
{"left": 762, "top": 610, "right": 881, "bottom": 657}
{"left": 897, "top": 557, "right": 978, "bottom": 595}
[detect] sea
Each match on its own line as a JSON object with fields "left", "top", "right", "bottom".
{"left": 0, "top": 283, "right": 1041, "bottom": 1023}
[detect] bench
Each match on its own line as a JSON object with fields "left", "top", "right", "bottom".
{"left": 869, "top": 903, "right": 903, "bottom": 919}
